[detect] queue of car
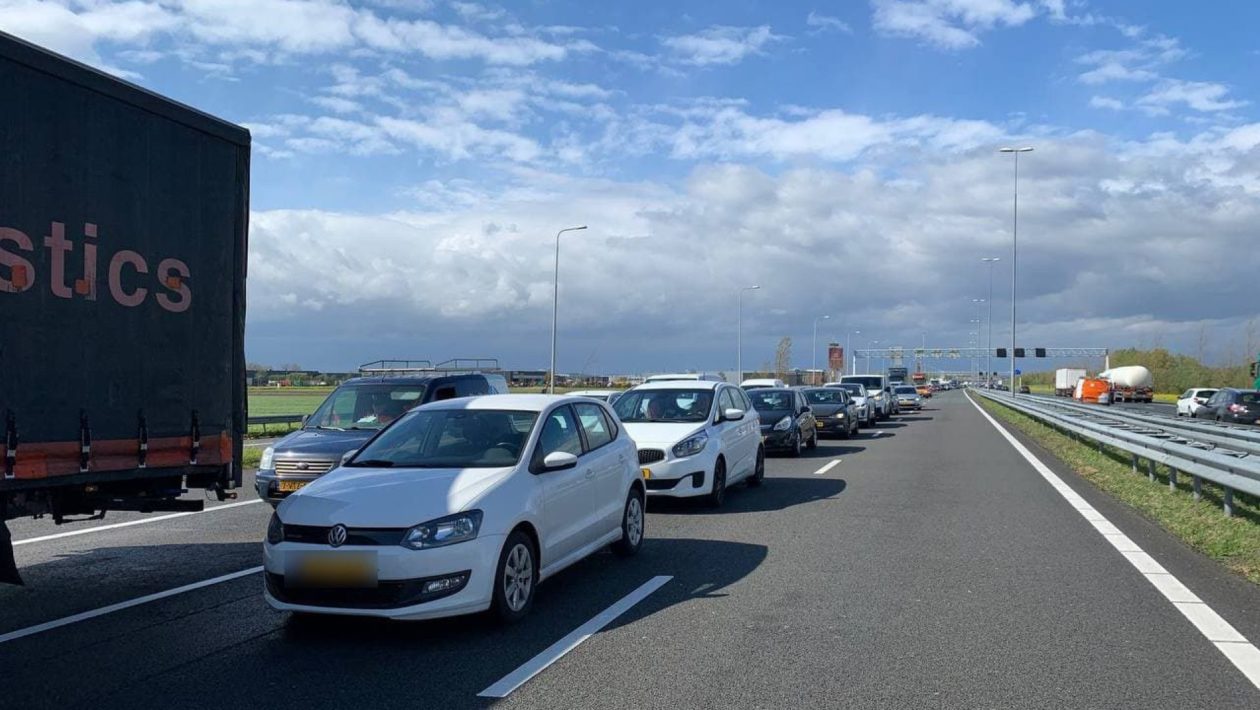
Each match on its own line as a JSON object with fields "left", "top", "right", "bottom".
{"left": 260, "top": 369, "right": 930, "bottom": 624}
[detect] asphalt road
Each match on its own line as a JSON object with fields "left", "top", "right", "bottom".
{"left": 2, "top": 391, "right": 1258, "bottom": 709}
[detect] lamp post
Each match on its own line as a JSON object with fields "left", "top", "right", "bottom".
{"left": 737, "top": 285, "right": 761, "bottom": 384}
{"left": 999, "top": 146, "right": 1032, "bottom": 394}
{"left": 847, "top": 329, "right": 860, "bottom": 375}
{"left": 549, "top": 225, "right": 588, "bottom": 394}
{"left": 812, "top": 315, "right": 830, "bottom": 385}
{"left": 981, "top": 257, "right": 1000, "bottom": 385}
{"left": 971, "top": 300, "right": 985, "bottom": 379}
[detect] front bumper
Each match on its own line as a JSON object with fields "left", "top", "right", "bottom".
{"left": 256, "top": 470, "right": 321, "bottom": 505}
{"left": 896, "top": 400, "right": 922, "bottom": 410}
{"left": 263, "top": 533, "right": 504, "bottom": 620}
{"left": 639, "top": 446, "right": 718, "bottom": 498}
{"left": 760, "top": 427, "right": 797, "bottom": 449}
{"left": 814, "top": 417, "right": 850, "bottom": 434}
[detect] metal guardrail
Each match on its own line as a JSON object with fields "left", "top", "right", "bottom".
{"left": 975, "top": 390, "right": 1260, "bottom": 516}
{"left": 1023, "top": 395, "right": 1260, "bottom": 457}
{"left": 247, "top": 415, "right": 304, "bottom": 434}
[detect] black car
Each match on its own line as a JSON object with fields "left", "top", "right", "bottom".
{"left": 798, "top": 387, "right": 859, "bottom": 438}
{"left": 1192, "top": 388, "right": 1260, "bottom": 425}
{"left": 256, "top": 370, "right": 509, "bottom": 505}
{"left": 747, "top": 388, "right": 818, "bottom": 456}
{"left": 1018, "top": 385, "right": 1031, "bottom": 394}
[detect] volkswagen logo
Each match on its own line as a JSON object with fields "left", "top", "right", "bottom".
{"left": 327, "top": 524, "right": 348, "bottom": 547}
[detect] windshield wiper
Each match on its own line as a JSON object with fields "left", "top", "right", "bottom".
{"left": 313, "top": 425, "right": 345, "bottom": 431}
{"left": 346, "top": 459, "right": 395, "bottom": 468}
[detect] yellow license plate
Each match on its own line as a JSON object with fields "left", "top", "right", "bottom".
{"left": 815, "top": 421, "right": 825, "bottom": 428}
{"left": 641, "top": 468, "right": 652, "bottom": 479}
{"left": 289, "top": 552, "right": 376, "bottom": 588}
{"left": 278, "top": 480, "right": 308, "bottom": 492}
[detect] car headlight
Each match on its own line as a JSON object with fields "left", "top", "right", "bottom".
{"left": 402, "top": 510, "right": 483, "bottom": 550}
{"left": 266, "top": 512, "right": 283, "bottom": 545}
{"left": 260, "top": 446, "right": 275, "bottom": 471}
{"left": 672, "top": 431, "right": 709, "bottom": 458}
{"left": 834, "top": 412, "right": 846, "bottom": 419}
{"left": 773, "top": 416, "right": 792, "bottom": 431}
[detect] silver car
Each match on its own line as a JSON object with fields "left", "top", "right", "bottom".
{"left": 827, "top": 382, "right": 875, "bottom": 425}
{"left": 893, "top": 385, "right": 923, "bottom": 411}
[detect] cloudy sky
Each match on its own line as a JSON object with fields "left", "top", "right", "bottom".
{"left": 4, "top": 0, "right": 1259, "bottom": 376}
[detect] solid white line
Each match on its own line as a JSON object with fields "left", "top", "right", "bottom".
{"left": 13, "top": 499, "right": 263, "bottom": 546}
{"left": 967, "top": 393, "right": 1260, "bottom": 690}
{"left": 478, "top": 575, "right": 672, "bottom": 698}
{"left": 814, "top": 459, "right": 841, "bottom": 475}
{"left": 0, "top": 566, "right": 263, "bottom": 645}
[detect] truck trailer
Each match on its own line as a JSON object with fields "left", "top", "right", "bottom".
{"left": 1099, "top": 366, "right": 1154, "bottom": 403}
{"left": 1054, "top": 368, "right": 1087, "bottom": 397}
{"left": 0, "top": 32, "right": 249, "bottom": 584}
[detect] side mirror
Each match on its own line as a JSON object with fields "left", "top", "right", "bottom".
{"left": 340, "top": 449, "right": 358, "bottom": 466}
{"left": 301, "top": 414, "right": 310, "bottom": 426}
{"left": 542, "top": 451, "right": 579, "bottom": 471}
{"left": 723, "top": 408, "right": 745, "bottom": 422}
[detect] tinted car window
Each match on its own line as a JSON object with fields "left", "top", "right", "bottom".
{"left": 614, "top": 389, "right": 715, "bottom": 423}
{"left": 348, "top": 409, "right": 536, "bottom": 468}
{"left": 1239, "top": 392, "right": 1260, "bottom": 405}
{"left": 537, "top": 406, "right": 584, "bottom": 458}
{"left": 574, "top": 403, "right": 613, "bottom": 450}
{"left": 307, "top": 384, "right": 426, "bottom": 431}
{"left": 748, "top": 390, "right": 793, "bottom": 411}
{"left": 804, "top": 389, "right": 847, "bottom": 404}
{"left": 895, "top": 386, "right": 917, "bottom": 394}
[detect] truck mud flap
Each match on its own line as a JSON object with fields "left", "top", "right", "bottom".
{"left": 0, "top": 516, "right": 21, "bottom": 586}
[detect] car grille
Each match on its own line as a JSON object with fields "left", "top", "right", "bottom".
{"left": 645, "top": 477, "right": 681, "bottom": 490}
{"left": 274, "top": 459, "right": 337, "bottom": 475}
{"left": 282, "top": 525, "right": 407, "bottom": 546}
{"left": 266, "top": 571, "right": 469, "bottom": 609}
{"left": 638, "top": 449, "right": 666, "bottom": 465}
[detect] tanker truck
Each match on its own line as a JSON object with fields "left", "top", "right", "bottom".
{"left": 1099, "top": 366, "right": 1154, "bottom": 403}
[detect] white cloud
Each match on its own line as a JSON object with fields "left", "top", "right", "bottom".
{"left": 246, "top": 131, "right": 1260, "bottom": 370}
{"left": 310, "top": 96, "right": 363, "bottom": 114}
{"left": 661, "top": 25, "right": 783, "bottom": 66}
{"left": 1078, "top": 62, "right": 1156, "bottom": 85}
{"left": 1088, "top": 96, "right": 1124, "bottom": 111}
{"left": 1138, "top": 79, "right": 1248, "bottom": 115}
{"left": 0, "top": 0, "right": 581, "bottom": 68}
{"left": 806, "top": 12, "right": 852, "bottom": 34}
{"left": 870, "top": 0, "right": 1038, "bottom": 49}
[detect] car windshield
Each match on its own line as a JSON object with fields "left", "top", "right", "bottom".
{"left": 748, "top": 390, "right": 793, "bottom": 411}
{"left": 346, "top": 409, "right": 538, "bottom": 468}
{"left": 836, "top": 384, "right": 864, "bottom": 396}
{"left": 803, "top": 389, "right": 846, "bottom": 405}
{"left": 306, "top": 383, "right": 427, "bottom": 431}
{"left": 895, "top": 386, "right": 918, "bottom": 394}
{"left": 614, "top": 389, "right": 714, "bottom": 423}
{"left": 844, "top": 377, "right": 884, "bottom": 390}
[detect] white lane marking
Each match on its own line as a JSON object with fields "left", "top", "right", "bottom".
{"left": 478, "top": 575, "right": 672, "bottom": 698}
{"left": 13, "top": 499, "right": 263, "bottom": 546}
{"left": 814, "top": 459, "right": 841, "bottom": 475}
{"left": 871, "top": 430, "right": 884, "bottom": 438}
{"left": 967, "top": 393, "right": 1260, "bottom": 690}
{"left": 0, "top": 566, "right": 263, "bottom": 645}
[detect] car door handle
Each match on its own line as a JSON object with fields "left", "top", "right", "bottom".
{"left": 584, "top": 469, "right": 595, "bottom": 478}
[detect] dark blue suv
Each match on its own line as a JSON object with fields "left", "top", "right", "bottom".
{"left": 255, "top": 371, "right": 508, "bottom": 505}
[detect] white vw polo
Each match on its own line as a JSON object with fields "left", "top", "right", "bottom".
{"left": 264, "top": 395, "right": 645, "bottom": 622}
{"left": 613, "top": 381, "right": 764, "bottom": 507}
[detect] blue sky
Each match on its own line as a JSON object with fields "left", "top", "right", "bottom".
{"left": 4, "top": 1, "right": 1259, "bottom": 375}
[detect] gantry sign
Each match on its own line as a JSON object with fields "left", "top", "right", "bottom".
{"left": 852, "top": 347, "right": 1109, "bottom": 360}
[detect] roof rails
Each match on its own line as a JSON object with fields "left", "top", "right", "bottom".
{"left": 357, "top": 358, "right": 501, "bottom": 376}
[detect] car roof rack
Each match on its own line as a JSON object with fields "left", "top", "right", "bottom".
{"left": 357, "top": 358, "right": 501, "bottom": 376}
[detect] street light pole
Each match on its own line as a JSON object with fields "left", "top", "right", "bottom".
{"left": 999, "top": 147, "right": 1033, "bottom": 394}
{"left": 982, "top": 257, "right": 1000, "bottom": 385}
{"left": 737, "top": 285, "right": 761, "bottom": 384}
{"left": 971, "top": 301, "right": 985, "bottom": 380}
{"left": 847, "top": 330, "right": 860, "bottom": 375}
{"left": 812, "top": 315, "right": 831, "bottom": 385}
{"left": 549, "top": 225, "right": 587, "bottom": 394}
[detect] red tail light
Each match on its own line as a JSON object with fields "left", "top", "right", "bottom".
{"left": 1228, "top": 404, "right": 1247, "bottom": 413}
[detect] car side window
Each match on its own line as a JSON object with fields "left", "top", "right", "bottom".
{"left": 432, "top": 385, "right": 458, "bottom": 401}
{"left": 1180, "top": 390, "right": 1192, "bottom": 400}
{"left": 574, "top": 403, "right": 614, "bottom": 451}
{"left": 719, "top": 388, "right": 740, "bottom": 417}
{"left": 455, "top": 377, "right": 487, "bottom": 397}
{"left": 534, "top": 406, "right": 584, "bottom": 463}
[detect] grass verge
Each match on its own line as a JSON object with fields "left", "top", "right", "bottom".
{"left": 242, "top": 447, "right": 263, "bottom": 468}
{"left": 978, "top": 395, "right": 1260, "bottom": 586}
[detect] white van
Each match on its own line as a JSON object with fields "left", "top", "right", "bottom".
{"left": 740, "top": 378, "right": 788, "bottom": 390}
{"left": 645, "top": 373, "right": 724, "bottom": 383}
